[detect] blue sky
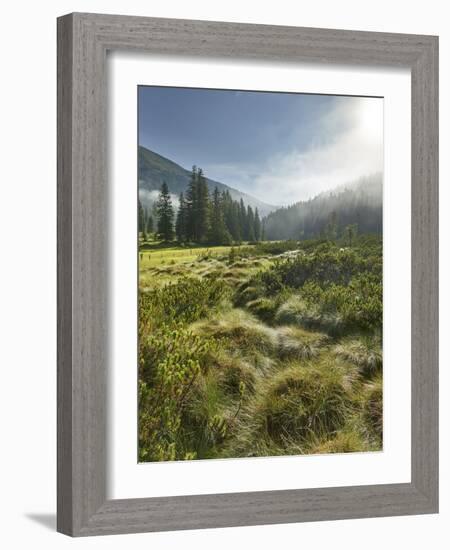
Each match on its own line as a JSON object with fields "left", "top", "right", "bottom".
{"left": 138, "top": 86, "right": 383, "bottom": 206}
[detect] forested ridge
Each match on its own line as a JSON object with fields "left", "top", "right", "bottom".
{"left": 263, "top": 173, "right": 382, "bottom": 241}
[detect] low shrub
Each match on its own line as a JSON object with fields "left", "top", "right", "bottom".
{"left": 138, "top": 324, "right": 217, "bottom": 462}
{"left": 274, "top": 274, "right": 382, "bottom": 335}
{"left": 139, "top": 276, "right": 229, "bottom": 332}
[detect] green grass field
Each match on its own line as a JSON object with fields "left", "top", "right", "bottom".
{"left": 139, "top": 241, "right": 271, "bottom": 289}
{"left": 138, "top": 236, "right": 383, "bottom": 462}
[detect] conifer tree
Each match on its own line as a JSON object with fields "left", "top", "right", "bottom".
{"left": 156, "top": 182, "right": 174, "bottom": 241}
{"left": 231, "top": 201, "right": 242, "bottom": 243}
{"left": 196, "top": 168, "right": 210, "bottom": 242}
{"left": 239, "top": 199, "right": 247, "bottom": 241}
{"left": 175, "top": 192, "right": 188, "bottom": 243}
{"left": 138, "top": 199, "right": 145, "bottom": 234}
{"left": 208, "top": 187, "right": 232, "bottom": 245}
{"left": 247, "top": 205, "right": 256, "bottom": 242}
{"left": 254, "top": 208, "right": 261, "bottom": 242}
{"left": 185, "top": 166, "right": 198, "bottom": 241}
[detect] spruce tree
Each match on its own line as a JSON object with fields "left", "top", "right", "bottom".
{"left": 239, "top": 199, "right": 247, "bottom": 241}
{"left": 185, "top": 166, "right": 198, "bottom": 241}
{"left": 208, "top": 187, "right": 232, "bottom": 245}
{"left": 197, "top": 168, "right": 210, "bottom": 242}
{"left": 254, "top": 208, "right": 261, "bottom": 242}
{"left": 231, "top": 201, "right": 242, "bottom": 243}
{"left": 156, "top": 182, "right": 174, "bottom": 242}
{"left": 175, "top": 192, "right": 187, "bottom": 243}
{"left": 247, "top": 205, "right": 256, "bottom": 242}
{"left": 138, "top": 199, "right": 145, "bottom": 234}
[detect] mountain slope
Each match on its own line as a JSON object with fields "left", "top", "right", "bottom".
{"left": 138, "top": 146, "right": 276, "bottom": 216}
{"left": 263, "top": 173, "right": 383, "bottom": 240}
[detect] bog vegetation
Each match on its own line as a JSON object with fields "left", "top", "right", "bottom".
{"left": 138, "top": 169, "right": 383, "bottom": 462}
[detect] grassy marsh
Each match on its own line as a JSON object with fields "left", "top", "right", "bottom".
{"left": 138, "top": 237, "right": 383, "bottom": 462}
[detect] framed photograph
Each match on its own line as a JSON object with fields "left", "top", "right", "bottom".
{"left": 57, "top": 13, "right": 438, "bottom": 536}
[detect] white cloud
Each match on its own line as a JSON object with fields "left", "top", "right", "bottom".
{"left": 252, "top": 97, "right": 383, "bottom": 205}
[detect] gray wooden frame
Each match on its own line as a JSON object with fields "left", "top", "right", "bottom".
{"left": 57, "top": 12, "right": 439, "bottom": 537}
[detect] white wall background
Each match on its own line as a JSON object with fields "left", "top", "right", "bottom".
{"left": 0, "top": 1, "right": 447, "bottom": 548}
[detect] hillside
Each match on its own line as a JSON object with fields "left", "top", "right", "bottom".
{"left": 263, "top": 173, "right": 383, "bottom": 240}
{"left": 138, "top": 146, "right": 276, "bottom": 216}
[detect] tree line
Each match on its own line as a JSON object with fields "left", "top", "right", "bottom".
{"left": 138, "top": 166, "right": 263, "bottom": 245}
{"left": 263, "top": 173, "right": 382, "bottom": 241}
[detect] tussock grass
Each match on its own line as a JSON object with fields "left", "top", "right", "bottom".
{"left": 181, "top": 370, "right": 229, "bottom": 458}
{"left": 310, "top": 431, "right": 369, "bottom": 454}
{"left": 245, "top": 297, "right": 278, "bottom": 322}
{"left": 275, "top": 326, "right": 329, "bottom": 360}
{"left": 234, "top": 284, "right": 263, "bottom": 306}
{"left": 362, "top": 374, "right": 383, "bottom": 443}
{"left": 231, "top": 260, "right": 249, "bottom": 268}
{"left": 190, "top": 309, "right": 278, "bottom": 355}
{"left": 333, "top": 336, "right": 382, "bottom": 377}
{"left": 205, "top": 349, "right": 258, "bottom": 396}
{"left": 224, "top": 359, "right": 354, "bottom": 457}
{"left": 275, "top": 295, "right": 344, "bottom": 335}
{"left": 261, "top": 363, "right": 351, "bottom": 443}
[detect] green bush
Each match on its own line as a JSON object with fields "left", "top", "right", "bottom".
{"left": 248, "top": 245, "right": 382, "bottom": 295}
{"left": 274, "top": 274, "right": 382, "bottom": 335}
{"left": 138, "top": 277, "right": 229, "bottom": 461}
{"left": 139, "top": 324, "right": 216, "bottom": 461}
{"left": 139, "top": 276, "right": 229, "bottom": 331}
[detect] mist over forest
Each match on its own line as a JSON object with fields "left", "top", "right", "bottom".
{"left": 263, "top": 173, "right": 382, "bottom": 241}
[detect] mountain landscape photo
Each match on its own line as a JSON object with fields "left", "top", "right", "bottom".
{"left": 137, "top": 86, "right": 384, "bottom": 463}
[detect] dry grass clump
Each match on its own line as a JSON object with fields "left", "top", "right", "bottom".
{"left": 206, "top": 349, "right": 258, "bottom": 396}
{"left": 231, "top": 260, "right": 249, "bottom": 268}
{"left": 181, "top": 371, "right": 230, "bottom": 458}
{"left": 310, "top": 431, "right": 369, "bottom": 454}
{"left": 245, "top": 297, "right": 278, "bottom": 322}
{"left": 234, "top": 284, "right": 262, "bottom": 305}
{"left": 190, "top": 308, "right": 278, "bottom": 355}
{"left": 275, "top": 326, "right": 329, "bottom": 360}
{"left": 275, "top": 295, "right": 321, "bottom": 328}
{"left": 275, "top": 295, "right": 343, "bottom": 335}
{"left": 362, "top": 374, "right": 383, "bottom": 443}
{"left": 225, "top": 359, "right": 354, "bottom": 456}
{"left": 333, "top": 336, "right": 382, "bottom": 377}
{"left": 261, "top": 363, "right": 351, "bottom": 443}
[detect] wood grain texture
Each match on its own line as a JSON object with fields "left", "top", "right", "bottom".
{"left": 57, "top": 12, "right": 439, "bottom": 537}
